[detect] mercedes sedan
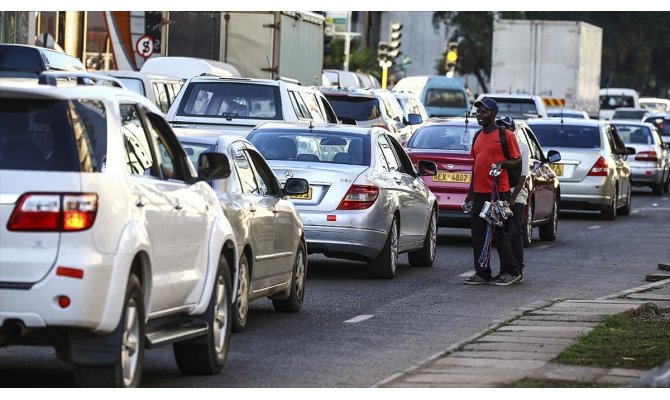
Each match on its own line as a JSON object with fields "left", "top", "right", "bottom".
{"left": 247, "top": 123, "right": 439, "bottom": 279}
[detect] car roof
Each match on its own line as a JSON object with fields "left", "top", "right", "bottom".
{"left": 174, "top": 128, "right": 251, "bottom": 146}
{"left": 526, "top": 117, "right": 603, "bottom": 127}
{"left": 102, "top": 70, "right": 183, "bottom": 81}
{"left": 477, "top": 93, "right": 542, "bottom": 100}
{"left": 253, "top": 122, "right": 375, "bottom": 136}
{"left": 318, "top": 86, "right": 376, "bottom": 98}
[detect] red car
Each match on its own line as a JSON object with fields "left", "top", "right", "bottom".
{"left": 406, "top": 118, "right": 561, "bottom": 247}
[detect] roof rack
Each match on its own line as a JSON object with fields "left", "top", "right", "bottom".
{"left": 276, "top": 76, "right": 301, "bottom": 85}
{"left": 38, "top": 71, "right": 125, "bottom": 88}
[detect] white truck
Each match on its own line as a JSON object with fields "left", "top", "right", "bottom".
{"left": 219, "top": 11, "right": 324, "bottom": 86}
{"left": 490, "top": 19, "right": 603, "bottom": 118}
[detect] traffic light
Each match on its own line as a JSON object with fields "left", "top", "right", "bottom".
{"left": 377, "top": 41, "right": 390, "bottom": 63}
{"left": 388, "top": 22, "right": 403, "bottom": 61}
{"left": 445, "top": 41, "right": 459, "bottom": 73}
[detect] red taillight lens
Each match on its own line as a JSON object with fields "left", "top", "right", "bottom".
{"left": 588, "top": 157, "right": 609, "bottom": 176}
{"left": 7, "top": 193, "right": 98, "bottom": 232}
{"left": 635, "top": 151, "right": 658, "bottom": 162}
{"left": 336, "top": 185, "right": 380, "bottom": 210}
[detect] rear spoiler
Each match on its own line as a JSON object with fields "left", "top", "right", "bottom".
{"left": 38, "top": 71, "right": 126, "bottom": 88}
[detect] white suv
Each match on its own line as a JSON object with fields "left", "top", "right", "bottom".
{"left": 167, "top": 75, "right": 339, "bottom": 135}
{"left": 0, "top": 79, "right": 238, "bottom": 387}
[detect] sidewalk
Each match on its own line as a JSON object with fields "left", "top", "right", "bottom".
{"left": 375, "top": 273, "right": 670, "bottom": 388}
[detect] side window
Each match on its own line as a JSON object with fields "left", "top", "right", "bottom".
{"left": 247, "top": 149, "right": 279, "bottom": 197}
{"left": 152, "top": 82, "right": 169, "bottom": 114}
{"left": 300, "top": 92, "right": 327, "bottom": 123}
{"left": 120, "top": 104, "right": 157, "bottom": 177}
{"left": 318, "top": 94, "right": 339, "bottom": 123}
{"left": 288, "top": 90, "right": 312, "bottom": 120}
{"left": 142, "top": 112, "right": 182, "bottom": 181}
{"left": 377, "top": 134, "right": 399, "bottom": 172}
{"left": 387, "top": 135, "right": 415, "bottom": 175}
{"left": 233, "top": 147, "right": 260, "bottom": 194}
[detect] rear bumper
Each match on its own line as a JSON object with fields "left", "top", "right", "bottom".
{"left": 304, "top": 224, "right": 387, "bottom": 260}
{"left": 631, "top": 166, "right": 664, "bottom": 184}
{"left": 558, "top": 178, "right": 614, "bottom": 209}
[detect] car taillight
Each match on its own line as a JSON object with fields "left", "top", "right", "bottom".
{"left": 588, "top": 157, "right": 609, "bottom": 176}
{"left": 7, "top": 193, "right": 98, "bottom": 232}
{"left": 635, "top": 151, "right": 658, "bottom": 162}
{"left": 336, "top": 185, "right": 379, "bottom": 210}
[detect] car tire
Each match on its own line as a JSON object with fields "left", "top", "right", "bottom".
{"left": 272, "top": 240, "right": 307, "bottom": 313}
{"left": 74, "top": 273, "right": 145, "bottom": 388}
{"left": 522, "top": 202, "right": 533, "bottom": 248}
{"left": 601, "top": 189, "right": 618, "bottom": 220}
{"left": 174, "top": 255, "right": 231, "bottom": 375}
{"left": 408, "top": 208, "right": 437, "bottom": 267}
{"left": 232, "top": 253, "right": 250, "bottom": 332}
{"left": 619, "top": 183, "right": 632, "bottom": 216}
{"left": 652, "top": 181, "right": 664, "bottom": 196}
{"left": 369, "top": 217, "right": 399, "bottom": 279}
{"left": 663, "top": 173, "right": 670, "bottom": 194}
{"left": 539, "top": 197, "right": 558, "bottom": 241}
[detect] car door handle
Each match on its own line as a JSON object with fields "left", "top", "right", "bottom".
{"left": 248, "top": 204, "right": 257, "bottom": 213}
{"left": 135, "top": 196, "right": 145, "bottom": 208}
{"left": 271, "top": 206, "right": 279, "bottom": 214}
{"left": 174, "top": 201, "right": 183, "bottom": 210}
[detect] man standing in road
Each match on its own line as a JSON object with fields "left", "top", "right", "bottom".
{"left": 464, "top": 98, "right": 523, "bottom": 286}
{"left": 497, "top": 116, "right": 528, "bottom": 284}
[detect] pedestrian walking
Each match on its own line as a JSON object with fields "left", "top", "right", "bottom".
{"left": 463, "top": 98, "right": 523, "bottom": 286}
{"left": 496, "top": 116, "right": 528, "bottom": 284}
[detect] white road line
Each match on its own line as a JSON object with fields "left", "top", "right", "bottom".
{"left": 587, "top": 225, "right": 602, "bottom": 230}
{"left": 344, "top": 315, "right": 374, "bottom": 323}
{"left": 534, "top": 244, "right": 549, "bottom": 250}
{"left": 632, "top": 209, "right": 640, "bottom": 213}
{"left": 458, "top": 271, "right": 475, "bottom": 277}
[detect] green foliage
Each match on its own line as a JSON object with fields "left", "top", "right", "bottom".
{"left": 323, "top": 37, "right": 382, "bottom": 80}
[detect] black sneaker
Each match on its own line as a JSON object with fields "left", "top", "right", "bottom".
{"left": 514, "top": 273, "right": 524, "bottom": 284}
{"left": 464, "top": 274, "right": 491, "bottom": 285}
{"left": 493, "top": 273, "right": 521, "bottom": 286}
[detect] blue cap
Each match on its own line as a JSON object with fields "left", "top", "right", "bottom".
{"left": 474, "top": 97, "right": 498, "bottom": 114}
{"left": 496, "top": 115, "right": 515, "bottom": 130}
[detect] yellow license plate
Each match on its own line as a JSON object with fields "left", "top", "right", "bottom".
{"left": 433, "top": 171, "right": 471, "bottom": 183}
{"left": 290, "top": 187, "right": 312, "bottom": 200}
{"left": 550, "top": 163, "right": 564, "bottom": 176}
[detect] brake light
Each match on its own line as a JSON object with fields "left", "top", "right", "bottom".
{"left": 336, "top": 185, "right": 379, "bottom": 210}
{"left": 635, "top": 151, "right": 658, "bottom": 162}
{"left": 588, "top": 157, "right": 609, "bottom": 176}
{"left": 7, "top": 193, "right": 98, "bottom": 231}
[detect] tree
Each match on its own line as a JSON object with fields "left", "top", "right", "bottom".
{"left": 323, "top": 37, "right": 383, "bottom": 81}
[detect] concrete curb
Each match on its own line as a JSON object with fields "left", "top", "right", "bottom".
{"left": 597, "top": 279, "right": 670, "bottom": 300}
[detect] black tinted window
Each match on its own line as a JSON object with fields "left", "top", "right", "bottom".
{"left": 600, "top": 95, "right": 636, "bottom": 110}
{"left": 177, "top": 82, "right": 282, "bottom": 120}
{"left": 0, "top": 45, "right": 43, "bottom": 77}
{"left": 424, "top": 89, "right": 466, "bottom": 108}
{"left": 528, "top": 124, "right": 602, "bottom": 149}
{"left": 407, "top": 125, "right": 477, "bottom": 151}
{"left": 326, "top": 96, "right": 380, "bottom": 121}
{"left": 492, "top": 99, "right": 539, "bottom": 119}
{"left": 0, "top": 98, "right": 106, "bottom": 172}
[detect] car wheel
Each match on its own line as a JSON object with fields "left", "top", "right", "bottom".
{"left": 601, "top": 189, "right": 618, "bottom": 220}
{"left": 539, "top": 197, "right": 558, "bottom": 241}
{"left": 522, "top": 202, "right": 533, "bottom": 248}
{"left": 408, "top": 208, "right": 437, "bottom": 267}
{"left": 619, "top": 182, "right": 632, "bottom": 216}
{"left": 74, "top": 273, "right": 145, "bottom": 388}
{"left": 663, "top": 173, "right": 670, "bottom": 194}
{"left": 369, "top": 217, "right": 399, "bottom": 279}
{"left": 174, "top": 255, "right": 231, "bottom": 374}
{"left": 272, "top": 240, "right": 307, "bottom": 313}
{"left": 232, "top": 253, "right": 250, "bottom": 332}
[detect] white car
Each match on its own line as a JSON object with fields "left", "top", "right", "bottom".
{"left": 471, "top": 93, "right": 549, "bottom": 120}
{"left": 0, "top": 78, "right": 238, "bottom": 387}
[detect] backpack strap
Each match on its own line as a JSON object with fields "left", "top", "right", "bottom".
{"left": 498, "top": 127, "right": 511, "bottom": 160}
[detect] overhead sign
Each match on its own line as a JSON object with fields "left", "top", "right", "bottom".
{"left": 135, "top": 35, "right": 155, "bottom": 58}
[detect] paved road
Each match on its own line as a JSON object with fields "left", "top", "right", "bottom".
{"left": 1, "top": 188, "right": 668, "bottom": 387}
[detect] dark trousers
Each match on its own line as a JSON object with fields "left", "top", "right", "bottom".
{"left": 510, "top": 202, "right": 525, "bottom": 273}
{"left": 470, "top": 193, "right": 520, "bottom": 280}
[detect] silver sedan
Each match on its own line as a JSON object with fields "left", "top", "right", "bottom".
{"left": 176, "top": 129, "right": 309, "bottom": 332}
{"left": 527, "top": 118, "right": 635, "bottom": 220}
{"left": 247, "top": 123, "right": 439, "bottom": 279}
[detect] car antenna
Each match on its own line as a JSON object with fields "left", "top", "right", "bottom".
{"left": 309, "top": 120, "right": 314, "bottom": 130}
{"left": 335, "top": 71, "right": 341, "bottom": 90}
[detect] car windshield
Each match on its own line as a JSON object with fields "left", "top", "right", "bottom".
{"left": 325, "top": 96, "right": 380, "bottom": 121}
{"left": 249, "top": 130, "right": 371, "bottom": 166}
{"left": 0, "top": 98, "right": 107, "bottom": 172}
{"left": 407, "top": 124, "right": 478, "bottom": 151}
{"left": 424, "top": 88, "right": 466, "bottom": 108}
{"left": 176, "top": 82, "right": 282, "bottom": 120}
{"left": 612, "top": 124, "right": 653, "bottom": 145}
{"left": 528, "top": 123, "right": 602, "bottom": 149}
{"left": 600, "top": 95, "right": 636, "bottom": 110}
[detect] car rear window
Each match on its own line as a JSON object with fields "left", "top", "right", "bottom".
{"left": 600, "top": 95, "right": 636, "bottom": 110}
{"left": 176, "top": 82, "right": 282, "bottom": 120}
{"left": 0, "top": 98, "right": 107, "bottom": 172}
{"left": 179, "top": 141, "right": 216, "bottom": 168}
{"left": 407, "top": 125, "right": 478, "bottom": 151}
{"left": 491, "top": 98, "right": 540, "bottom": 119}
{"left": 612, "top": 124, "right": 652, "bottom": 144}
{"left": 248, "top": 130, "right": 371, "bottom": 166}
{"left": 424, "top": 88, "right": 466, "bottom": 108}
{"left": 325, "top": 96, "right": 381, "bottom": 121}
{"left": 528, "top": 124, "right": 602, "bottom": 149}
{"left": 116, "top": 77, "right": 146, "bottom": 96}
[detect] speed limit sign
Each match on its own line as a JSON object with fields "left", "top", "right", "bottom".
{"left": 135, "top": 35, "right": 155, "bottom": 58}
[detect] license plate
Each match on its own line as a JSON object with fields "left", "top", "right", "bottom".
{"left": 550, "top": 163, "right": 564, "bottom": 176}
{"left": 290, "top": 187, "right": 312, "bottom": 200}
{"left": 433, "top": 171, "right": 471, "bottom": 183}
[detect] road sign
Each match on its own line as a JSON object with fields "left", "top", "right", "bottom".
{"left": 135, "top": 35, "right": 155, "bottom": 58}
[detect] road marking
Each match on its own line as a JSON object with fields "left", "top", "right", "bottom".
{"left": 344, "top": 314, "right": 374, "bottom": 323}
{"left": 458, "top": 271, "right": 475, "bottom": 277}
{"left": 535, "top": 244, "right": 549, "bottom": 250}
{"left": 587, "top": 225, "right": 602, "bottom": 230}
{"left": 632, "top": 209, "right": 640, "bottom": 213}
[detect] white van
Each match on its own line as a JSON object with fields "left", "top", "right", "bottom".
{"left": 140, "top": 56, "right": 241, "bottom": 80}
{"left": 599, "top": 88, "right": 640, "bottom": 120}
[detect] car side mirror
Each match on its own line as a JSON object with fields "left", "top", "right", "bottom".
{"left": 626, "top": 146, "right": 636, "bottom": 155}
{"left": 283, "top": 177, "right": 309, "bottom": 196}
{"left": 663, "top": 142, "right": 670, "bottom": 150}
{"left": 197, "top": 152, "right": 231, "bottom": 181}
{"left": 417, "top": 160, "right": 437, "bottom": 176}
{"left": 546, "top": 150, "right": 561, "bottom": 163}
{"left": 340, "top": 117, "right": 358, "bottom": 126}
{"left": 407, "top": 113, "right": 422, "bottom": 125}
